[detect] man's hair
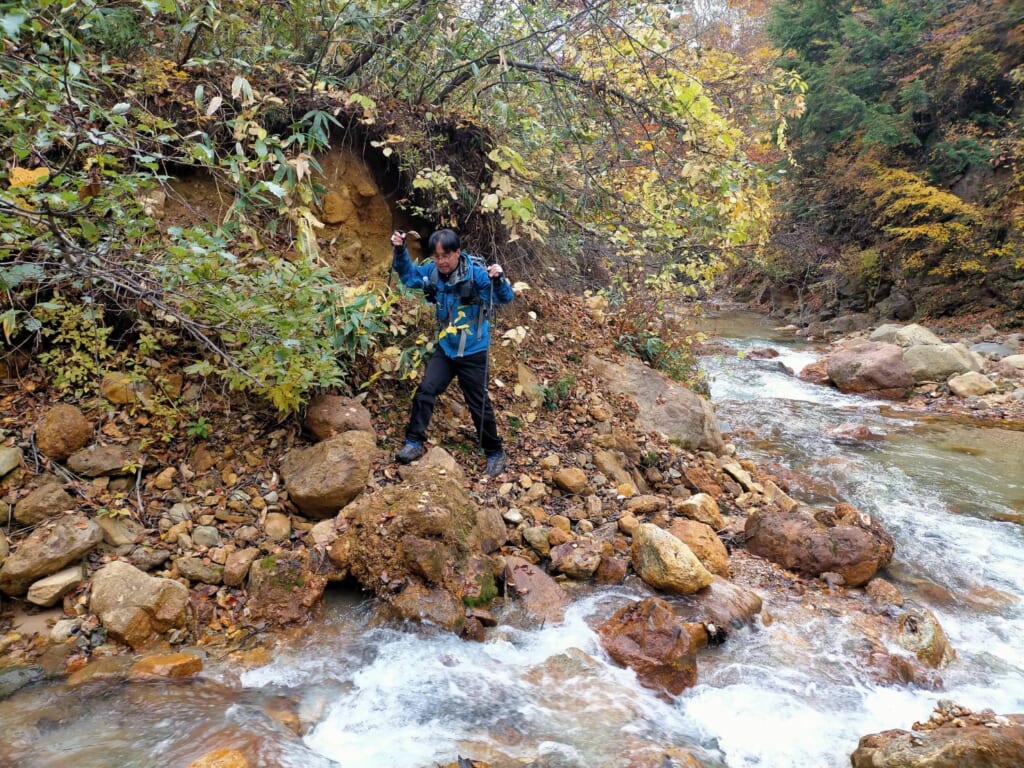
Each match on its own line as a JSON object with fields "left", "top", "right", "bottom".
{"left": 428, "top": 228, "right": 460, "bottom": 256}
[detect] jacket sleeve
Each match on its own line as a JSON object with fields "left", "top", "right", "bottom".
{"left": 392, "top": 246, "right": 431, "bottom": 290}
{"left": 475, "top": 266, "right": 514, "bottom": 305}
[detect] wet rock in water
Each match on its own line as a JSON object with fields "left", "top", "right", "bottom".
{"left": 665, "top": 519, "right": 729, "bottom": 576}
{"left": 673, "top": 492, "right": 723, "bottom": 529}
{"left": 670, "top": 575, "right": 763, "bottom": 633}
{"left": 304, "top": 394, "right": 373, "bottom": 441}
{"left": 595, "top": 548, "right": 629, "bottom": 585}
{"left": 631, "top": 523, "right": 713, "bottom": 595}
{"left": 0, "top": 513, "right": 103, "bottom": 595}
{"left": 128, "top": 651, "right": 203, "bottom": 680}
{"left": 548, "top": 540, "right": 603, "bottom": 579}
{"left": 947, "top": 371, "right": 997, "bottom": 397}
{"left": 903, "top": 342, "right": 981, "bottom": 382}
{"left": 897, "top": 602, "right": 956, "bottom": 668}
{"left": 34, "top": 404, "right": 92, "bottom": 462}
{"left": 825, "top": 422, "right": 883, "bottom": 444}
{"left": 587, "top": 355, "right": 725, "bottom": 453}
{"left": 0, "top": 665, "right": 44, "bottom": 698}
{"left": 246, "top": 549, "right": 327, "bottom": 625}
{"left": 503, "top": 555, "right": 567, "bottom": 625}
{"left": 186, "top": 749, "right": 249, "bottom": 768}
{"left": 864, "top": 643, "right": 943, "bottom": 690}
{"left": 391, "top": 582, "right": 466, "bottom": 632}
{"left": 13, "top": 482, "right": 75, "bottom": 525}
{"left": 90, "top": 560, "right": 190, "bottom": 649}
{"left": 798, "top": 358, "right": 831, "bottom": 386}
{"left": 825, "top": 342, "right": 914, "bottom": 399}
{"left": 26, "top": 564, "right": 83, "bottom": 607}
{"left": 744, "top": 503, "right": 894, "bottom": 587}
{"left": 850, "top": 709, "right": 1024, "bottom": 768}
{"left": 866, "top": 577, "right": 905, "bottom": 609}
{"left": 748, "top": 347, "right": 780, "bottom": 359}
{"left": 280, "top": 430, "right": 376, "bottom": 519}
{"left": 597, "top": 596, "right": 704, "bottom": 696}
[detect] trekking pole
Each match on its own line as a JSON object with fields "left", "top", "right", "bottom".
{"left": 479, "top": 269, "right": 497, "bottom": 450}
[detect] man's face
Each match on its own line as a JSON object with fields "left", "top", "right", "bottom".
{"left": 434, "top": 243, "right": 459, "bottom": 275}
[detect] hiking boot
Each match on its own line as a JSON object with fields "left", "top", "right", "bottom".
{"left": 396, "top": 441, "right": 425, "bottom": 464}
{"left": 484, "top": 451, "right": 507, "bottom": 477}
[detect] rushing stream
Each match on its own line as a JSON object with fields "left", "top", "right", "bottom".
{"left": 2, "top": 310, "right": 1023, "bottom": 768}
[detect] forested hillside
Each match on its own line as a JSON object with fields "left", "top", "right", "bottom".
{"left": 748, "top": 0, "right": 1024, "bottom": 321}
{"left": 1, "top": 0, "right": 802, "bottom": 413}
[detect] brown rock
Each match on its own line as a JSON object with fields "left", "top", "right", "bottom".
{"left": 0, "top": 513, "right": 103, "bottom": 595}
{"left": 67, "top": 443, "right": 145, "bottom": 477}
{"left": 223, "top": 547, "right": 259, "bottom": 587}
{"left": 666, "top": 519, "right": 729, "bottom": 576}
{"left": 100, "top": 372, "right": 154, "bottom": 405}
{"left": 825, "top": 341, "right": 913, "bottom": 399}
{"left": 187, "top": 750, "right": 249, "bottom": 768}
{"left": 682, "top": 467, "right": 723, "bottom": 497}
{"left": 623, "top": 495, "right": 669, "bottom": 516}
{"left": 26, "top": 564, "right": 83, "bottom": 607}
{"left": 798, "top": 359, "right": 831, "bottom": 386}
{"left": 129, "top": 652, "right": 203, "bottom": 680}
{"left": 744, "top": 504, "right": 894, "bottom": 587}
{"left": 548, "top": 541, "right": 603, "bottom": 579}
{"left": 391, "top": 582, "right": 465, "bottom": 632}
{"left": 851, "top": 712, "right": 1024, "bottom": 768}
{"left": 246, "top": 549, "right": 327, "bottom": 625}
{"left": 14, "top": 482, "right": 75, "bottom": 526}
{"left": 673, "top": 493, "right": 723, "bottom": 529}
{"left": 280, "top": 431, "right": 376, "bottom": 519}
{"left": 897, "top": 603, "right": 956, "bottom": 668}
{"left": 631, "top": 523, "right": 713, "bottom": 594}
{"left": 34, "top": 404, "right": 92, "bottom": 462}
{"left": 503, "top": 555, "right": 567, "bottom": 624}
{"left": 597, "top": 597, "right": 702, "bottom": 696}
{"left": 89, "top": 560, "right": 191, "bottom": 649}
{"left": 304, "top": 395, "right": 373, "bottom": 441}
{"left": 263, "top": 512, "right": 292, "bottom": 541}
{"left": 866, "top": 578, "right": 904, "bottom": 608}
{"left": 398, "top": 446, "right": 466, "bottom": 485}
{"left": 552, "top": 467, "right": 589, "bottom": 495}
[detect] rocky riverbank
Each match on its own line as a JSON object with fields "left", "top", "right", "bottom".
{"left": 2, "top": 289, "right": 1022, "bottom": 768}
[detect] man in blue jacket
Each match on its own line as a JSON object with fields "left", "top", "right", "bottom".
{"left": 390, "top": 228, "right": 515, "bottom": 477}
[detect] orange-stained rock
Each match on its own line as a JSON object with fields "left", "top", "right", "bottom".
{"left": 34, "top": 404, "right": 92, "bottom": 462}
{"left": 598, "top": 597, "right": 702, "bottom": 697}
{"left": 128, "top": 652, "right": 203, "bottom": 680}
{"left": 186, "top": 749, "right": 249, "bottom": 768}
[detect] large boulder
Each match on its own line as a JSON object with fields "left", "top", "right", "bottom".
{"left": 903, "top": 342, "right": 981, "bottom": 382}
{"left": 597, "top": 597, "right": 705, "bottom": 696}
{"left": 280, "top": 430, "right": 376, "bottom": 519}
{"left": 90, "top": 560, "right": 191, "bottom": 648}
{"left": 0, "top": 513, "right": 103, "bottom": 595}
{"left": 337, "top": 474, "right": 503, "bottom": 632}
{"left": 587, "top": 355, "right": 724, "bottom": 453}
{"left": 851, "top": 708, "right": 1024, "bottom": 768}
{"left": 869, "top": 323, "right": 943, "bottom": 347}
{"left": 34, "top": 404, "right": 92, "bottom": 461}
{"left": 744, "top": 503, "right": 894, "bottom": 587}
{"left": 825, "top": 342, "right": 914, "bottom": 398}
{"left": 631, "top": 523, "right": 713, "bottom": 595}
{"left": 304, "top": 394, "right": 373, "bottom": 441}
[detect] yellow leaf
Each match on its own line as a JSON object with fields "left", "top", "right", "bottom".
{"left": 9, "top": 167, "right": 49, "bottom": 188}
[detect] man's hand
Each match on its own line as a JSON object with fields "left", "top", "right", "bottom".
{"left": 487, "top": 264, "right": 504, "bottom": 281}
{"left": 391, "top": 230, "right": 406, "bottom": 247}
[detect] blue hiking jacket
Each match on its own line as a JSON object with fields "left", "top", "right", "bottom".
{"left": 393, "top": 247, "right": 514, "bottom": 358}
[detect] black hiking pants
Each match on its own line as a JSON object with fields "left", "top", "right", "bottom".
{"left": 406, "top": 350, "right": 502, "bottom": 455}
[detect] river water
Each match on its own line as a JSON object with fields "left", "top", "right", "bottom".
{"left": 2, "top": 311, "right": 1022, "bottom": 768}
